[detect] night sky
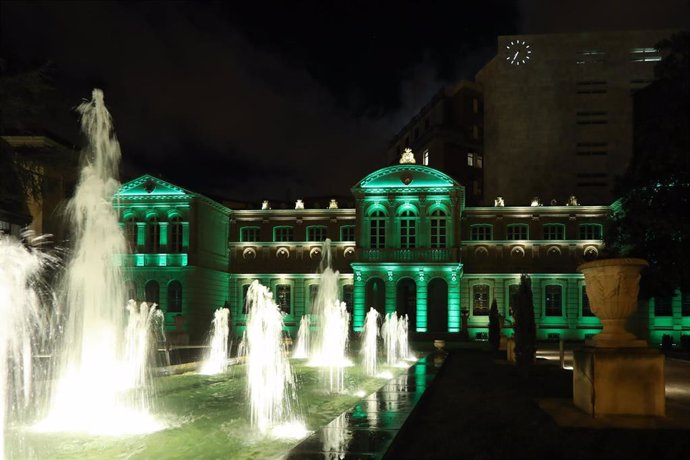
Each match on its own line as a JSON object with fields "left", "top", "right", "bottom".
{"left": 1, "top": 0, "right": 688, "bottom": 203}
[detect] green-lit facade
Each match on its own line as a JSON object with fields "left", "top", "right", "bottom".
{"left": 116, "top": 163, "right": 689, "bottom": 345}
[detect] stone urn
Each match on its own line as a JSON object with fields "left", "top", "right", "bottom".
{"left": 578, "top": 258, "right": 648, "bottom": 348}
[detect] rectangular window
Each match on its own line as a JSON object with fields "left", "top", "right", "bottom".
{"left": 274, "top": 226, "right": 294, "bottom": 242}
{"left": 576, "top": 80, "right": 607, "bottom": 94}
{"left": 543, "top": 224, "right": 565, "bottom": 240}
{"left": 240, "top": 226, "right": 260, "bottom": 242}
{"left": 582, "top": 286, "right": 594, "bottom": 317}
{"left": 473, "top": 285, "right": 490, "bottom": 316}
{"left": 307, "top": 226, "right": 327, "bottom": 242}
{"left": 682, "top": 291, "right": 690, "bottom": 317}
{"left": 430, "top": 212, "right": 447, "bottom": 249}
{"left": 654, "top": 296, "right": 672, "bottom": 317}
{"left": 508, "top": 284, "right": 519, "bottom": 317}
{"left": 467, "top": 152, "right": 474, "bottom": 166}
{"left": 630, "top": 47, "right": 661, "bottom": 62}
{"left": 342, "top": 285, "right": 354, "bottom": 313}
{"left": 507, "top": 224, "right": 528, "bottom": 240}
{"left": 423, "top": 149, "right": 429, "bottom": 166}
{"left": 576, "top": 49, "right": 607, "bottom": 64}
{"left": 276, "top": 284, "right": 291, "bottom": 314}
{"left": 400, "top": 214, "right": 417, "bottom": 249}
{"left": 472, "top": 125, "right": 479, "bottom": 139}
{"left": 579, "top": 224, "right": 603, "bottom": 240}
{"left": 370, "top": 212, "right": 386, "bottom": 248}
{"left": 340, "top": 225, "right": 355, "bottom": 241}
{"left": 576, "top": 141, "right": 608, "bottom": 156}
{"left": 545, "top": 285, "right": 563, "bottom": 317}
{"left": 470, "top": 225, "right": 492, "bottom": 241}
{"left": 576, "top": 111, "right": 608, "bottom": 125}
{"left": 309, "top": 284, "right": 319, "bottom": 310}
{"left": 472, "top": 98, "right": 479, "bottom": 113}
{"left": 476, "top": 155, "right": 483, "bottom": 169}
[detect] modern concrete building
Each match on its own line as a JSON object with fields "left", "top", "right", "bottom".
{"left": 476, "top": 30, "right": 675, "bottom": 206}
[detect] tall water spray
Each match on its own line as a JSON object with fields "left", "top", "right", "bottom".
{"left": 244, "top": 281, "right": 305, "bottom": 437}
{"left": 200, "top": 307, "right": 230, "bottom": 375}
{"left": 37, "top": 89, "right": 162, "bottom": 434}
{"left": 381, "top": 313, "right": 399, "bottom": 366}
{"left": 308, "top": 239, "right": 351, "bottom": 393}
{"left": 292, "top": 315, "right": 311, "bottom": 359}
{"left": 0, "top": 235, "right": 54, "bottom": 460}
{"left": 123, "top": 301, "right": 159, "bottom": 389}
{"left": 361, "top": 308, "right": 380, "bottom": 376}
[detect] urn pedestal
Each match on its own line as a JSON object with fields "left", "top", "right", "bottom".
{"left": 573, "top": 258, "right": 665, "bottom": 417}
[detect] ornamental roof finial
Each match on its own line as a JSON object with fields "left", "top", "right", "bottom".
{"left": 399, "top": 148, "right": 416, "bottom": 164}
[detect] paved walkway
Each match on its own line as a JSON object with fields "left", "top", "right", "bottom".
{"left": 384, "top": 347, "right": 690, "bottom": 460}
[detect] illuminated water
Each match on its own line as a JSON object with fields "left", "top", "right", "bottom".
{"left": 245, "top": 281, "right": 306, "bottom": 436}
{"left": 292, "top": 315, "right": 311, "bottom": 359}
{"left": 200, "top": 307, "right": 230, "bottom": 375}
{"left": 0, "top": 234, "right": 54, "bottom": 460}
{"left": 361, "top": 308, "right": 380, "bottom": 376}
{"left": 382, "top": 313, "right": 415, "bottom": 366}
{"left": 308, "top": 239, "right": 352, "bottom": 393}
{"left": 36, "top": 89, "right": 163, "bottom": 435}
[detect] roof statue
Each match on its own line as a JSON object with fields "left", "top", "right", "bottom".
{"left": 399, "top": 148, "right": 416, "bottom": 164}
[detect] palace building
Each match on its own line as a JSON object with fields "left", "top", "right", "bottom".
{"left": 115, "top": 149, "right": 690, "bottom": 347}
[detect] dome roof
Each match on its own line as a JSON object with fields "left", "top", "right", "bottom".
{"left": 352, "top": 164, "right": 461, "bottom": 194}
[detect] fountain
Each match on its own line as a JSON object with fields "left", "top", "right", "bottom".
{"left": 200, "top": 307, "right": 231, "bottom": 375}
{"left": 361, "top": 308, "right": 380, "bottom": 376}
{"left": 35, "top": 89, "right": 162, "bottom": 435}
{"left": 381, "top": 312, "right": 399, "bottom": 366}
{"left": 244, "top": 281, "right": 306, "bottom": 436}
{"left": 0, "top": 234, "right": 55, "bottom": 460}
{"left": 123, "top": 300, "right": 159, "bottom": 389}
{"left": 292, "top": 315, "right": 311, "bottom": 359}
{"left": 308, "top": 239, "right": 352, "bottom": 393}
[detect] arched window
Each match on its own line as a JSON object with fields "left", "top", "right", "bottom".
{"left": 145, "top": 280, "right": 160, "bottom": 304}
{"left": 124, "top": 216, "right": 137, "bottom": 252}
{"left": 169, "top": 216, "right": 183, "bottom": 253}
{"left": 430, "top": 209, "right": 447, "bottom": 248}
{"left": 369, "top": 210, "right": 386, "bottom": 249}
{"left": 168, "top": 281, "right": 182, "bottom": 312}
{"left": 146, "top": 216, "right": 160, "bottom": 253}
{"left": 399, "top": 209, "right": 417, "bottom": 249}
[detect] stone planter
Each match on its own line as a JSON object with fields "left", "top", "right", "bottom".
{"left": 578, "top": 258, "right": 648, "bottom": 348}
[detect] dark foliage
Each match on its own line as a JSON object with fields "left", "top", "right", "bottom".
{"left": 514, "top": 274, "right": 536, "bottom": 370}
{"left": 488, "top": 298, "right": 500, "bottom": 351}
{"left": 606, "top": 31, "right": 690, "bottom": 299}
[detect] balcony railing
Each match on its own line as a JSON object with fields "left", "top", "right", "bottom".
{"left": 357, "top": 248, "right": 457, "bottom": 263}
{"left": 119, "top": 253, "right": 188, "bottom": 267}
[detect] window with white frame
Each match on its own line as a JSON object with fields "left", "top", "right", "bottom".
{"left": 340, "top": 225, "right": 355, "bottom": 241}
{"left": 579, "top": 224, "right": 602, "bottom": 240}
{"left": 241, "top": 226, "right": 260, "bottom": 242}
{"left": 473, "top": 284, "right": 490, "bottom": 316}
{"left": 274, "top": 226, "right": 294, "bottom": 242}
{"left": 276, "top": 284, "right": 291, "bottom": 314}
{"left": 307, "top": 226, "right": 327, "bottom": 242}
{"left": 370, "top": 210, "right": 386, "bottom": 248}
{"left": 543, "top": 224, "right": 565, "bottom": 240}
{"left": 430, "top": 209, "right": 447, "bottom": 248}
{"left": 507, "top": 224, "right": 528, "bottom": 240}
{"left": 146, "top": 216, "right": 160, "bottom": 253}
{"left": 169, "top": 216, "right": 183, "bottom": 252}
{"left": 545, "top": 285, "right": 563, "bottom": 316}
{"left": 470, "top": 225, "right": 492, "bottom": 241}
{"left": 399, "top": 209, "right": 417, "bottom": 249}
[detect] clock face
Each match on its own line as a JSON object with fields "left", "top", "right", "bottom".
{"left": 505, "top": 40, "right": 532, "bottom": 66}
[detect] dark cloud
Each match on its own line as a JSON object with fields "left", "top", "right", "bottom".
{"left": 2, "top": 1, "right": 686, "bottom": 203}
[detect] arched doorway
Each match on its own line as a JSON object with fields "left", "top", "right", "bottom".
{"left": 427, "top": 278, "right": 448, "bottom": 334}
{"left": 365, "top": 277, "right": 385, "bottom": 317}
{"left": 396, "top": 278, "right": 416, "bottom": 332}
